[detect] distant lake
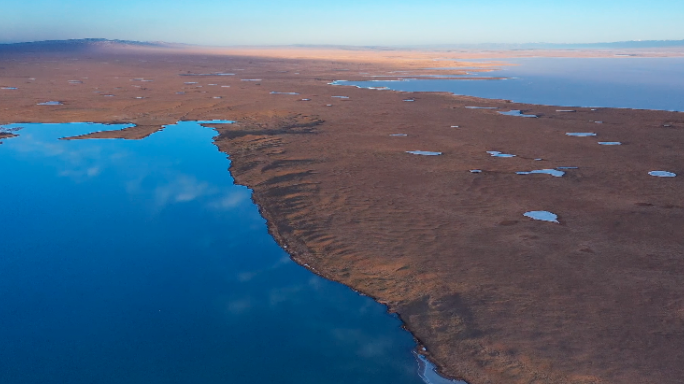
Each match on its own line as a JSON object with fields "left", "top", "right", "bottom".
{"left": 333, "top": 57, "right": 684, "bottom": 111}
{"left": 0, "top": 122, "right": 453, "bottom": 384}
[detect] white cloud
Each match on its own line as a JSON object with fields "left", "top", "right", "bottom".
{"left": 154, "top": 174, "right": 215, "bottom": 206}
{"left": 208, "top": 189, "right": 250, "bottom": 210}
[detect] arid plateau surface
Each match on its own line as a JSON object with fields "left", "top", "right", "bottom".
{"left": 1, "top": 43, "right": 683, "bottom": 384}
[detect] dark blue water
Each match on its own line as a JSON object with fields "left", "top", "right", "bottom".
{"left": 334, "top": 57, "right": 684, "bottom": 111}
{"left": 0, "top": 122, "right": 435, "bottom": 384}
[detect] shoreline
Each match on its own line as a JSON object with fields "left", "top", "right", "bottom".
{"left": 1, "top": 46, "right": 683, "bottom": 384}
{"left": 331, "top": 84, "right": 684, "bottom": 113}
{"left": 244, "top": 176, "right": 467, "bottom": 383}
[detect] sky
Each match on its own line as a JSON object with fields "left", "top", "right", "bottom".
{"left": 1, "top": 0, "right": 683, "bottom": 46}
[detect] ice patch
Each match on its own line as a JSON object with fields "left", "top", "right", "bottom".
{"left": 37, "top": 101, "right": 62, "bottom": 105}
{"left": 516, "top": 169, "right": 565, "bottom": 177}
{"left": 414, "top": 353, "right": 467, "bottom": 384}
{"left": 648, "top": 171, "right": 676, "bottom": 177}
{"left": 566, "top": 132, "right": 597, "bottom": 137}
{"left": 406, "top": 150, "right": 442, "bottom": 156}
{"left": 498, "top": 110, "right": 537, "bottom": 118}
{"left": 524, "top": 211, "right": 559, "bottom": 223}
{"left": 598, "top": 142, "right": 621, "bottom": 145}
{"left": 487, "top": 151, "right": 516, "bottom": 158}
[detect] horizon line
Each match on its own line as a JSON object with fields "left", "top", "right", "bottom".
{"left": 2, "top": 37, "right": 684, "bottom": 49}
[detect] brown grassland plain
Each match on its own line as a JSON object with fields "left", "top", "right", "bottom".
{"left": 1, "top": 45, "right": 683, "bottom": 384}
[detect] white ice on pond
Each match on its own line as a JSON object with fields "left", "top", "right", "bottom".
{"left": 498, "top": 110, "right": 537, "bottom": 118}
{"left": 516, "top": 169, "right": 565, "bottom": 177}
{"left": 648, "top": 171, "right": 676, "bottom": 177}
{"left": 406, "top": 150, "right": 442, "bottom": 156}
{"left": 524, "top": 211, "right": 559, "bottom": 223}
{"left": 487, "top": 151, "right": 516, "bottom": 158}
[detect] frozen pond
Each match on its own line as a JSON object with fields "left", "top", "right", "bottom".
{"left": 524, "top": 211, "right": 559, "bottom": 223}
{"left": 497, "top": 110, "right": 537, "bottom": 118}
{"left": 516, "top": 169, "right": 565, "bottom": 177}
{"left": 487, "top": 150, "right": 516, "bottom": 158}
{"left": 407, "top": 150, "right": 442, "bottom": 156}
{"left": 648, "top": 171, "right": 677, "bottom": 177}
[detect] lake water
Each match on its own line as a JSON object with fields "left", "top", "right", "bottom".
{"left": 0, "top": 122, "right": 452, "bottom": 384}
{"left": 333, "top": 57, "right": 684, "bottom": 111}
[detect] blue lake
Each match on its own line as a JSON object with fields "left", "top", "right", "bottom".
{"left": 333, "top": 57, "right": 684, "bottom": 111}
{"left": 0, "top": 122, "right": 450, "bottom": 384}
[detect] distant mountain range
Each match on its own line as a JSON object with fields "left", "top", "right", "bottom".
{"left": 0, "top": 38, "right": 178, "bottom": 53}
{"left": 1, "top": 38, "right": 683, "bottom": 53}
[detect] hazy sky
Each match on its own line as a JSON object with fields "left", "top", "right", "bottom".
{"left": 1, "top": 0, "right": 683, "bottom": 46}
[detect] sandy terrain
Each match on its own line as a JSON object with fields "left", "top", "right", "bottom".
{"left": 1, "top": 44, "right": 683, "bottom": 384}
